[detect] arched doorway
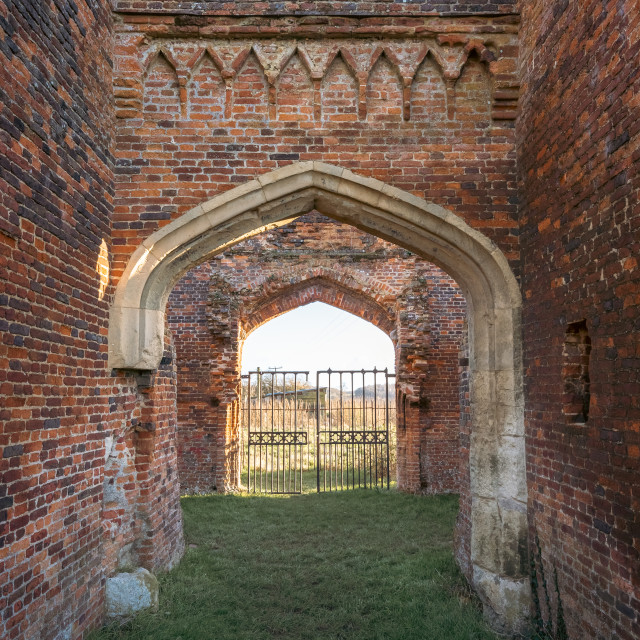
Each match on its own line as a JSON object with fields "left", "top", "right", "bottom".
{"left": 240, "top": 301, "right": 397, "bottom": 494}
{"left": 109, "top": 162, "right": 529, "bottom": 634}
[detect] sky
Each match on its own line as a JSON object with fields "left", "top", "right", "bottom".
{"left": 241, "top": 302, "right": 395, "bottom": 378}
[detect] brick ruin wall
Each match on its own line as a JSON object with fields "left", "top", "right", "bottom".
{"left": 518, "top": 1, "right": 640, "bottom": 638}
{"left": 1, "top": 4, "right": 518, "bottom": 638}
{"left": 111, "top": 11, "right": 520, "bottom": 606}
{"left": 0, "top": 3, "right": 520, "bottom": 636}
{"left": 114, "top": 1, "right": 519, "bottom": 16}
{"left": 1, "top": 0, "right": 638, "bottom": 638}
{"left": 0, "top": 2, "right": 186, "bottom": 639}
{"left": 167, "top": 212, "right": 467, "bottom": 497}
{"left": 0, "top": 2, "right": 117, "bottom": 638}
{"left": 111, "top": 12, "right": 521, "bottom": 282}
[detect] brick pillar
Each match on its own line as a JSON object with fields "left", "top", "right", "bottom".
{"left": 170, "top": 268, "right": 243, "bottom": 493}
{"left": 133, "top": 335, "right": 184, "bottom": 571}
{"left": 395, "top": 272, "right": 465, "bottom": 494}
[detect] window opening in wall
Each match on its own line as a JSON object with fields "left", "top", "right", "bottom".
{"left": 240, "top": 303, "right": 396, "bottom": 493}
{"left": 562, "top": 319, "right": 592, "bottom": 423}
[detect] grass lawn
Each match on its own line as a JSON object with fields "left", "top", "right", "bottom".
{"left": 91, "top": 490, "right": 499, "bottom": 640}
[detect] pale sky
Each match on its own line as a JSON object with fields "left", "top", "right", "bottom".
{"left": 241, "top": 302, "right": 395, "bottom": 378}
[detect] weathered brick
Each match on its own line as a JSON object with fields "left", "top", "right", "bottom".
{"left": 519, "top": 1, "right": 640, "bottom": 638}
{"left": 1, "top": 2, "right": 638, "bottom": 640}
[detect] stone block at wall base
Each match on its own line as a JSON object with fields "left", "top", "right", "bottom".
{"left": 105, "top": 568, "right": 159, "bottom": 619}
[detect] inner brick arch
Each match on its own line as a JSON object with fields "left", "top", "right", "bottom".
{"left": 242, "top": 276, "right": 396, "bottom": 338}
{"left": 169, "top": 224, "right": 466, "bottom": 499}
{"left": 110, "top": 161, "right": 529, "bottom": 634}
{"left": 235, "top": 273, "right": 464, "bottom": 497}
{"left": 210, "top": 274, "right": 399, "bottom": 492}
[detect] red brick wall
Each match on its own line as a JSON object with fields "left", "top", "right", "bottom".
{"left": 3, "top": 1, "right": 639, "bottom": 637}
{"left": 0, "top": 3, "right": 186, "bottom": 638}
{"left": 518, "top": 1, "right": 640, "bottom": 638}
{"left": 108, "top": 11, "right": 519, "bottom": 634}
{"left": 114, "top": 1, "right": 519, "bottom": 16}
{"left": 111, "top": 13, "right": 520, "bottom": 284}
{"left": 165, "top": 267, "right": 219, "bottom": 494}
{"left": 0, "top": 2, "right": 116, "bottom": 637}
{"left": 130, "top": 339, "right": 185, "bottom": 573}
{"left": 102, "top": 348, "right": 184, "bottom": 578}
{"left": 394, "top": 266, "right": 468, "bottom": 494}
{"left": 167, "top": 213, "right": 467, "bottom": 495}
{"left": 423, "top": 276, "right": 467, "bottom": 492}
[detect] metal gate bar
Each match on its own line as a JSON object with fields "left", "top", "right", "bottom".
{"left": 242, "top": 367, "right": 395, "bottom": 493}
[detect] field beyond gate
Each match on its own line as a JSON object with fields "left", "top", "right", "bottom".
{"left": 91, "top": 492, "right": 499, "bottom": 640}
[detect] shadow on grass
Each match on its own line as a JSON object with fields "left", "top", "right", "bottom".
{"left": 91, "top": 491, "right": 500, "bottom": 640}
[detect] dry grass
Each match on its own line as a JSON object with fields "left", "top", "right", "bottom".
{"left": 240, "top": 397, "right": 398, "bottom": 491}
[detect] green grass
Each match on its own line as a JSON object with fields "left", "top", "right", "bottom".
{"left": 91, "top": 491, "right": 499, "bottom": 640}
{"left": 241, "top": 467, "right": 391, "bottom": 494}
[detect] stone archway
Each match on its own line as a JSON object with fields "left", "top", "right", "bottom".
{"left": 109, "top": 161, "right": 529, "bottom": 634}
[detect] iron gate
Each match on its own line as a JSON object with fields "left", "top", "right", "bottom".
{"left": 316, "top": 368, "right": 395, "bottom": 491}
{"left": 241, "top": 368, "right": 395, "bottom": 493}
{"left": 243, "top": 370, "right": 313, "bottom": 494}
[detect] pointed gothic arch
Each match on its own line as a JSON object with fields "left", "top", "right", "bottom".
{"left": 241, "top": 273, "right": 396, "bottom": 338}
{"left": 108, "top": 161, "right": 530, "bottom": 634}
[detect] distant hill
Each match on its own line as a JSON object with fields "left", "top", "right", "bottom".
{"left": 353, "top": 384, "right": 394, "bottom": 402}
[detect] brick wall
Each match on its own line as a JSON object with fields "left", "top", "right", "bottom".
{"left": 0, "top": 2, "right": 186, "bottom": 638}
{"left": 422, "top": 276, "right": 467, "bottom": 492}
{"left": 114, "top": 1, "right": 519, "bottom": 16}
{"left": 518, "top": 1, "right": 640, "bottom": 638}
{"left": 112, "top": 13, "right": 520, "bottom": 285}
{"left": 0, "top": 2, "right": 116, "bottom": 637}
{"left": 10, "top": 1, "right": 639, "bottom": 638}
{"left": 130, "top": 338, "right": 185, "bottom": 573}
{"left": 167, "top": 212, "right": 468, "bottom": 495}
